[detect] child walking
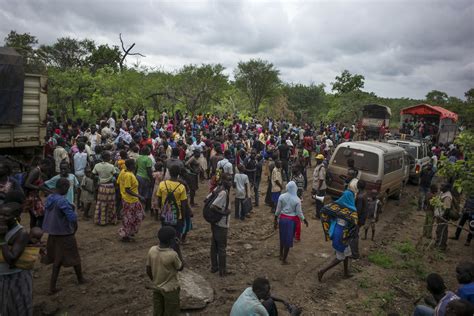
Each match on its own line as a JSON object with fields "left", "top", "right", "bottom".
{"left": 363, "top": 189, "right": 380, "bottom": 241}
{"left": 146, "top": 226, "right": 184, "bottom": 316}
{"left": 42, "top": 178, "right": 85, "bottom": 295}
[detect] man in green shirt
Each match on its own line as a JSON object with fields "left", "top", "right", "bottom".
{"left": 136, "top": 146, "right": 153, "bottom": 213}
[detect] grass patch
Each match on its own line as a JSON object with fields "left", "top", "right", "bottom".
{"left": 361, "top": 296, "right": 374, "bottom": 310}
{"left": 432, "top": 250, "right": 446, "bottom": 261}
{"left": 375, "top": 291, "right": 395, "bottom": 307}
{"left": 358, "top": 277, "right": 371, "bottom": 289}
{"left": 361, "top": 291, "right": 395, "bottom": 313}
{"left": 398, "top": 259, "right": 427, "bottom": 280}
{"left": 368, "top": 251, "right": 394, "bottom": 269}
{"left": 394, "top": 241, "right": 416, "bottom": 255}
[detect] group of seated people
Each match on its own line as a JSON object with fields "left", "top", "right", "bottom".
{"left": 413, "top": 261, "right": 474, "bottom": 316}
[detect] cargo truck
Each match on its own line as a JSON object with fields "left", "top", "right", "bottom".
{"left": 0, "top": 48, "right": 47, "bottom": 164}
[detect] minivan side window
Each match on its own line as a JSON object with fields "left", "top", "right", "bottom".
{"left": 384, "top": 155, "right": 403, "bottom": 174}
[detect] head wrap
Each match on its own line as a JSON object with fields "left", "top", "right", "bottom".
{"left": 335, "top": 190, "right": 356, "bottom": 211}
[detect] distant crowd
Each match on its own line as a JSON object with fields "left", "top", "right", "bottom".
{"left": 0, "top": 109, "right": 472, "bottom": 315}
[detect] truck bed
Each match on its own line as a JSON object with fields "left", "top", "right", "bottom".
{"left": 0, "top": 74, "right": 47, "bottom": 148}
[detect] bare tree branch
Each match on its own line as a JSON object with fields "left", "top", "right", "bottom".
{"left": 119, "top": 33, "right": 146, "bottom": 71}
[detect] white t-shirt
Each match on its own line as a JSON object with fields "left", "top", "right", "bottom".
{"left": 234, "top": 173, "right": 249, "bottom": 199}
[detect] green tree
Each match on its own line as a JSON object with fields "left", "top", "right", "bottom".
{"left": 438, "top": 131, "right": 474, "bottom": 195}
{"left": 88, "top": 44, "right": 122, "bottom": 72}
{"left": 425, "top": 90, "right": 448, "bottom": 105}
{"left": 234, "top": 59, "right": 280, "bottom": 114}
{"left": 176, "top": 64, "right": 228, "bottom": 113}
{"left": 331, "top": 70, "right": 365, "bottom": 95}
{"left": 3, "top": 30, "right": 45, "bottom": 72}
{"left": 39, "top": 37, "right": 95, "bottom": 69}
{"left": 465, "top": 88, "right": 474, "bottom": 103}
{"left": 151, "top": 64, "right": 228, "bottom": 114}
{"left": 284, "top": 83, "right": 326, "bottom": 121}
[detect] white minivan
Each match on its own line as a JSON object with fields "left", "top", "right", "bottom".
{"left": 387, "top": 139, "right": 431, "bottom": 184}
{"left": 327, "top": 141, "right": 410, "bottom": 209}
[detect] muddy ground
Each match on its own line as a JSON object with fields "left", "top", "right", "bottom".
{"left": 29, "top": 164, "right": 473, "bottom": 315}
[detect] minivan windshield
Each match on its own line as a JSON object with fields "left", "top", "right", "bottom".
{"left": 332, "top": 147, "right": 379, "bottom": 174}
{"left": 395, "top": 144, "right": 418, "bottom": 159}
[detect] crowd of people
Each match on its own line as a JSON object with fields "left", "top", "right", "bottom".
{"left": 400, "top": 117, "right": 440, "bottom": 139}
{"left": 0, "top": 109, "right": 472, "bottom": 315}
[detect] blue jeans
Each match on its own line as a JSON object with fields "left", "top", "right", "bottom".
{"left": 413, "top": 305, "right": 434, "bottom": 316}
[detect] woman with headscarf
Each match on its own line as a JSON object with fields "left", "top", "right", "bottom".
{"left": 274, "top": 181, "right": 308, "bottom": 265}
{"left": 318, "top": 189, "right": 358, "bottom": 282}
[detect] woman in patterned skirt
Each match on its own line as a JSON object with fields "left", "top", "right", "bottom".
{"left": 92, "top": 151, "right": 118, "bottom": 225}
{"left": 117, "top": 159, "right": 145, "bottom": 242}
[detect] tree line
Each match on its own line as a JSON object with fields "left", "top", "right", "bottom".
{"left": 3, "top": 30, "right": 473, "bottom": 127}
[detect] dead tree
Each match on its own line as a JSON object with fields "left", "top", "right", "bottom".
{"left": 119, "top": 33, "right": 145, "bottom": 71}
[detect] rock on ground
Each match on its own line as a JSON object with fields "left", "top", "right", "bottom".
{"left": 178, "top": 269, "right": 214, "bottom": 310}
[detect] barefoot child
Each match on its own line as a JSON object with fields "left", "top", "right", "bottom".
{"left": 42, "top": 178, "right": 85, "bottom": 294}
{"left": 146, "top": 226, "right": 184, "bottom": 315}
{"left": 363, "top": 189, "right": 380, "bottom": 241}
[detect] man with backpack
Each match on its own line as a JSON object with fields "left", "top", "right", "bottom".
{"left": 156, "top": 165, "right": 189, "bottom": 252}
{"left": 206, "top": 173, "right": 232, "bottom": 277}
{"left": 312, "top": 154, "right": 327, "bottom": 219}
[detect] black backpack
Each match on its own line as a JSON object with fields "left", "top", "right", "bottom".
{"left": 203, "top": 188, "right": 227, "bottom": 224}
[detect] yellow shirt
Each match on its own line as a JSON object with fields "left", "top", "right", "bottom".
{"left": 146, "top": 246, "right": 182, "bottom": 292}
{"left": 117, "top": 170, "right": 139, "bottom": 203}
{"left": 156, "top": 180, "right": 187, "bottom": 219}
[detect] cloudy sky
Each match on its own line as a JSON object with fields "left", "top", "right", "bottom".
{"left": 1, "top": 0, "right": 473, "bottom": 99}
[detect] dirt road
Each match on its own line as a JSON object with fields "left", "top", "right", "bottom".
{"left": 30, "top": 166, "right": 472, "bottom": 315}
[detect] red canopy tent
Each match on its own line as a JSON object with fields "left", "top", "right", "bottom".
{"left": 400, "top": 104, "right": 458, "bottom": 122}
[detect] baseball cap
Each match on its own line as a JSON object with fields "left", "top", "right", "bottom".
{"left": 315, "top": 154, "right": 324, "bottom": 160}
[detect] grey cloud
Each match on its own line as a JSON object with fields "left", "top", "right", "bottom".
{"left": 0, "top": 0, "right": 472, "bottom": 99}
